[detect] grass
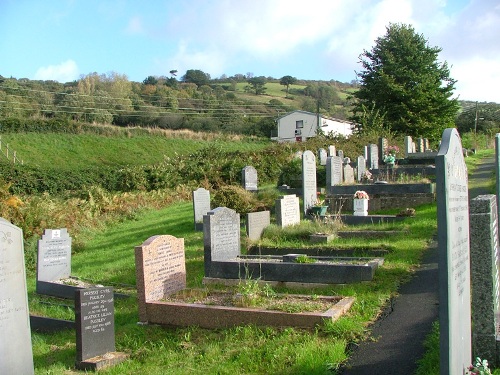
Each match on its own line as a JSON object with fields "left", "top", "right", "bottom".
{"left": 29, "top": 194, "right": 438, "bottom": 374}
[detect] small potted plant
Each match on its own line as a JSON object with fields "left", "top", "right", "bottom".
{"left": 308, "top": 193, "right": 328, "bottom": 217}
{"left": 353, "top": 190, "right": 369, "bottom": 216}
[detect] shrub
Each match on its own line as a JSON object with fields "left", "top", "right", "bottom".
{"left": 211, "top": 185, "right": 260, "bottom": 215}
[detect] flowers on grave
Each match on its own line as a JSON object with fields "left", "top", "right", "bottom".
{"left": 384, "top": 145, "right": 399, "bottom": 165}
{"left": 361, "top": 170, "right": 372, "bottom": 182}
{"left": 312, "top": 192, "right": 325, "bottom": 207}
{"left": 467, "top": 357, "right": 492, "bottom": 375}
{"left": 353, "top": 190, "right": 369, "bottom": 200}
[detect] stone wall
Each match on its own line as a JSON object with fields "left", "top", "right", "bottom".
{"left": 327, "top": 193, "right": 436, "bottom": 212}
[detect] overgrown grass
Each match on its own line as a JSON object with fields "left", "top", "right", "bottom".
{"left": 29, "top": 197, "right": 438, "bottom": 374}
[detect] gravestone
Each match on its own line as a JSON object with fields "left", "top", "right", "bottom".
{"left": 364, "top": 146, "right": 368, "bottom": 161}
{"left": 378, "top": 137, "right": 388, "bottom": 163}
{"left": 135, "top": 235, "right": 186, "bottom": 322}
{"left": 204, "top": 207, "right": 241, "bottom": 276}
{"left": 302, "top": 150, "right": 317, "bottom": 216}
{"left": 327, "top": 145, "right": 336, "bottom": 157}
{"left": 469, "top": 195, "right": 500, "bottom": 366}
{"left": 404, "top": 136, "right": 413, "bottom": 157}
{"left": 337, "top": 150, "right": 344, "bottom": 160}
{"left": 275, "top": 195, "right": 300, "bottom": 228}
{"left": 318, "top": 148, "right": 328, "bottom": 166}
{"left": 246, "top": 211, "right": 270, "bottom": 241}
{"left": 37, "top": 228, "right": 72, "bottom": 283}
{"left": 326, "top": 156, "right": 343, "bottom": 191}
{"left": 367, "top": 144, "right": 379, "bottom": 169}
{"left": 424, "top": 138, "right": 430, "bottom": 151}
{"left": 0, "top": 218, "right": 34, "bottom": 375}
{"left": 343, "top": 164, "right": 355, "bottom": 184}
{"left": 75, "top": 287, "right": 127, "bottom": 370}
{"left": 416, "top": 138, "right": 425, "bottom": 153}
{"left": 357, "top": 156, "right": 366, "bottom": 182}
{"left": 343, "top": 157, "right": 351, "bottom": 165}
{"left": 436, "top": 127, "right": 471, "bottom": 374}
{"left": 193, "top": 188, "right": 211, "bottom": 231}
{"left": 242, "top": 166, "right": 258, "bottom": 191}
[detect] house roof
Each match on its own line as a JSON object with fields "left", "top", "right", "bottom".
{"left": 276, "top": 110, "right": 355, "bottom": 125}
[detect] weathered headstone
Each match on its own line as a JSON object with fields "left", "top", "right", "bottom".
{"left": 0, "top": 218, "right": 34, "bottom": 375}
{"left": 470, "top": 195, "right": 500, "bottom": 366}
{"left": 135, "top": 235, "right": 186, "bottom": 322}
{"left": 367, "top": 144, "right": 379, "bottom": 169}
{"left": 204, "top": 207, "right": 241, "bottom": 276}
{"left": 327, "top": 145, "right": 336, "bottom": 157}
{"left": 37, "top": 228, "right": 72, "bottom": 283}
{"left": 275, "top": 194, "right": 300, "bottom": 228}
{"left": 343, "top": 164, "right": 355, "bottom": 184}
{"left": 404, "top": 136, "right": 413, "bottom": 157}
{"left": 75, "top": 287, "right": 127, "bottom": 370}
{"left": 318, "top": 148, "right": 327, "bottom": 166}
{"left": 242, "top": 166, "right": 258, "bottom": 191}
{"left": 417, "top": 138, "right": 425, "bottom": 153}
{"left": 378, "top": 137, "right": 388, "bottom": 164}
{"left": 424, "top": 138, "right": 430, "bottom": 151}
{"left": 436, "top": 127, "right": 471, "bottom": 374}
{"left": 357, "top": 156, "right": 366, "bottom": 182}
{"left": 246, "top": 211, "right": 270, "bottom": 241}
{"left": 302, "top": 150, "right": 317, "bottom": 216}
{"left": 193, "top": 188, "right": 211, "bottom": 231}
{"left": 337, "top": 149, "right": 344, "bottom": 160}
{"left": 343, "top": 157, "right": 351, "bottom": 165}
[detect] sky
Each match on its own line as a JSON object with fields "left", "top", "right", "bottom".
{"left": 1, "top": 0, "right": 499, "bottom": 103}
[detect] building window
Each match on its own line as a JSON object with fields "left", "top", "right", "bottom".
{"left": 296, "top": 120, "right": 303, "bottom": 129}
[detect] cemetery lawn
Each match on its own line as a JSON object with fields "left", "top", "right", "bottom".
{"left": 29, "top": 200, "right": 440, "bottom": 374}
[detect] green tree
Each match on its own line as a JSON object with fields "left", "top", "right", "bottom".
{"left": 246, "top": 76, "right": 267, "bottom": 95}
{"left": 181, "top": 69, "right": 211, "bottom": 87}
{"left": 351, "top": 23, "right": 459, "bottom": 139}
{"left": 279, "top": 75, "right": 297, "bottom": 96}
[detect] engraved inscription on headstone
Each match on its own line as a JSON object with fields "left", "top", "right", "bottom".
{"left": 0, "top": 218, "right": 34, "bottom": 375}
{"left": 436, "top": 127, "right": 471, "bottom": 374}
{"left": 193, "top": 188, "right": 211, "bottom": 231}
{"left": 204, "top": 207, "right": 241, "bottom": 262}
{"left": 246, "top": 211, "right": 270, "bottom": 241}
{"left": 302, "top": 150, "right": 317, "bottom": 216}
{"left": 275, "top": 195, "right": 300, "bottom": 228}
{"left": 135, "top": 235, "right": 186, "bottom": 322}
{"left": 37, "top": 228, "right": 72, "bottom": 282}
{"left": 75, "top": 287, "right": 115, "bottom": 362}
{"left": 326, "top": 156, "right": 343, "bottom": 193}
{"left": 242, "top": 166, "right": 258, "bottom": 191}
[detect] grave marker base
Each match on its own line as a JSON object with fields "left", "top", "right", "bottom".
{"left": 75, "top": 352, "right": 129, "bottom": 371}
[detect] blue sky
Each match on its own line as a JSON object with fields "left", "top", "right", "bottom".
{"left": 1, "top": 0, "right": 498, "bottom": 103}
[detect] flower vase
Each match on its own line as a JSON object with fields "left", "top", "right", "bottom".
{"left": 353, "top": 199, "right": 368, "bottom": 216}
{"left": 309, "top": 206, "right": 328, "bottom": 217}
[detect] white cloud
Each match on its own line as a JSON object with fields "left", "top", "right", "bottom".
{"left": 125, "top": 16, "right": 144, "bottom": 35}
{"left": 34, "top": 60, "right": 79, "bottom": 82}
{"left": 451, "top": 57, "right": 500, "bottom": 103}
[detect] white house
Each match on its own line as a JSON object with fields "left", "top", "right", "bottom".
{"left": 274, "top": 110, "right": 354, "bottom": 142}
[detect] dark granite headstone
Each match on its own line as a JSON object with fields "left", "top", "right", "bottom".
{"left": 37, "top": 228, "right": 72, "bottom": 282}
{"left": 242, "top": 166, "right": 258, "bottom": 191}
{"left": 0, "top": 218, "right": 34, "bottom": 375}
{"left": 135, "top": 235, "right": 186, "bottom": 322}
{"left": 275, "top": 195, "right": 300, "bottom": 228}
{"left": 76, "top": 287, "right": 115, "bottom": 362}
{"left": 436, "top": 128, "right": 471, "bottom": 374}
{"left": 470, "top": 195, "right": 500, "bottom": 366}
{"left": 302, "top": 150, "right": 317, "bottom": 216}
{"left": 246, "top": 211, "right": 270, "bottom": 241}
{"left": 193, "top": 188, "right": 211, "bottom": 231}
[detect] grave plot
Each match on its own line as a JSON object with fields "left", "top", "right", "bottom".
{"left": 204, "top": 207, "right": 384, "bottom": 284}
{"left": 135, "top": 234, "right": 355, "bottom": 329}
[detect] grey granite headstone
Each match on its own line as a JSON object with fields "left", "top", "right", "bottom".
{"left": 404, "top": 136, "right": 413, "bottom": 157}
{"left": 357, "top": 156, "right": 366, "bottom": 182}
{"left": 424, "top": 138, "right": 430, "bottom": 151}
{"left": 378, "top": 137, "right": 388, "bottom": 163}
{"left": 367, "top": 144, "right": 379, "bottom": 169}
{"left": 327, "top": 145, "right": 336, "bottom": 157}
{"left": 75, "top": 287, "right": 115, "bottom": 363}
{"left": 326, "top": 156, "right": 343, "bottom": 192}
{"left": 204, "top": 207, "right": 241, "bottom": 275}
{"left": 37, "top": 228, "right": 72, "bottom": 282}
{"left": 246, "top": 211, "right": 270, "bottom": 241}
{"left": 318, "top": 148, "right": 327, "bottom": 166}
{"left": 0, "top": 218, "right": 34, "bottom": 375}
{"left": 436, "top": 127, "right": 471, "bottom": 374}
{"left": 193, "top": 188, "right": 211, "bottom": 231}
{"left": 343, "top": 164, "right": 355, "bottom": 184}
{"left": 242, "top": 166, "right": 258, "bottom": 191}
{"left": 135, "top": 235, "right": 186, "bottom": 322}
{"left": 275, "top": 195, "right": 300, "bottom": 228}
{"left": 302, "top": 150, "right": 317, "bottom": 216}
{"left": 337, "top": 150, "right": 344, "bottom": 160}
{"left": 470, "top": 195, "right": 500, "bottom": 366}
